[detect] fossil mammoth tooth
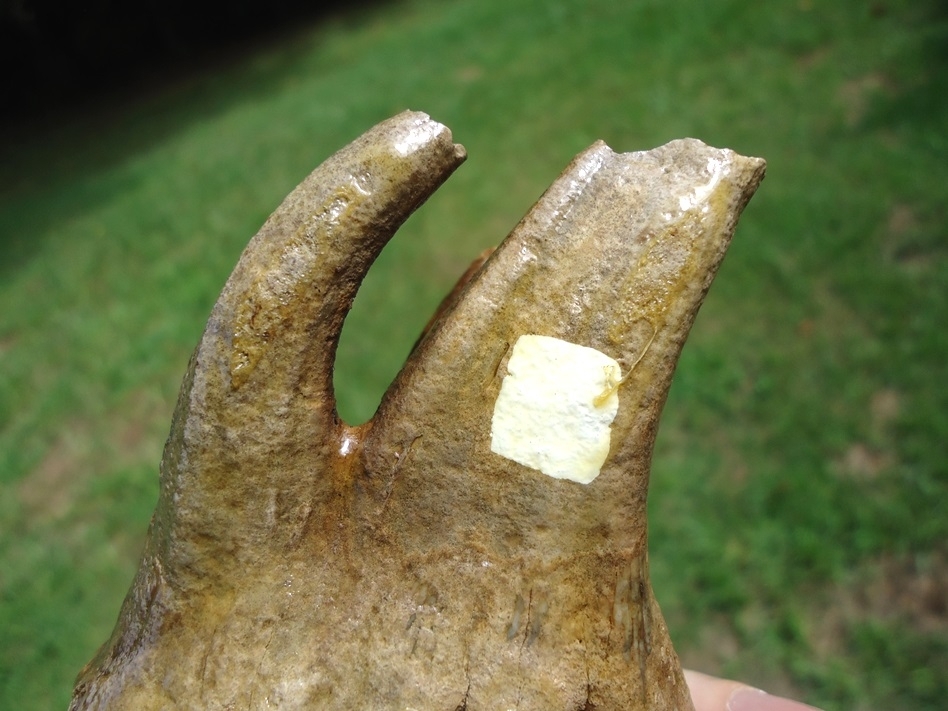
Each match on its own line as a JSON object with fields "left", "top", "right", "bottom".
{"left": 71, "top": 110, "right": 765, "bottom": 710}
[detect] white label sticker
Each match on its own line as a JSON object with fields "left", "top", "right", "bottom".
{"left": 490, "top": 334, "right": 621, "bottom": 484}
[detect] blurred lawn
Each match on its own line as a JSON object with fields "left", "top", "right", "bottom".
{"left": 1, "top": 0, "right": 946, "bottom": 708}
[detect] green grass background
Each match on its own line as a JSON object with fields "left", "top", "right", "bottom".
{"left": 2, "top": 0, "right": 946, "bottom": 708}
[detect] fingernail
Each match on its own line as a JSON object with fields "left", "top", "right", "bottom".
{"left": 728, "top": 687, "right": 823, "bottom": 711}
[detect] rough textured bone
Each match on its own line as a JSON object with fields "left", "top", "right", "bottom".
{"left": 71, "top": 111, "right": 765, "bottom": 710}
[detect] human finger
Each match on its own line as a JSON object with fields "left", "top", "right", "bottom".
{"left": 684, "top": 669, "right": 824, "bottom": 711}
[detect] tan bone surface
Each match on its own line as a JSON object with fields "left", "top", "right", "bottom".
{"left": 70, "top": 111, "right": 765, "bottom": 710}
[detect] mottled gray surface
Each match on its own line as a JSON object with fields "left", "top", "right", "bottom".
{"left": 71, "top": 111, "right": 764, "bottom": 710}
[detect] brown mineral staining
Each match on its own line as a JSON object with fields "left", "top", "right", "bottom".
{"left": 71, "top": 111, "right": 764, "bottom": 710}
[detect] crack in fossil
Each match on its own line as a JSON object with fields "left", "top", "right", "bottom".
{"left": 379, "top": 434, "right": 421, "bottom": 515}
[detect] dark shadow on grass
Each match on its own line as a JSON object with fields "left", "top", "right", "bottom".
{"left": 0, "top": 0, "right": 390, "bottom": 279}
{"left": 858, "top": 1, "right": 948, "bottom": 134}
{"left": 0, "top": 0, "right": 390, "bottom": 124}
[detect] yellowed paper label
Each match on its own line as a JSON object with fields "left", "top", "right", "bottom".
{"left": 490, "top": 334, "right": 620, "bottom": 484}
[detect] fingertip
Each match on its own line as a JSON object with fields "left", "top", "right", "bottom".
{"left": 727, "top": 686, "right": 824, "bottom": 711}
{"left": 684, "top": 669, "right": 825, "bottom": 711}
{"left": 684, "top": 669, "right": 747, "bottom": 711}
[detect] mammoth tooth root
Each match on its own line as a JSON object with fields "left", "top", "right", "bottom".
{"left": 71, "top": 110, "right": 765, "bottom": 711}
